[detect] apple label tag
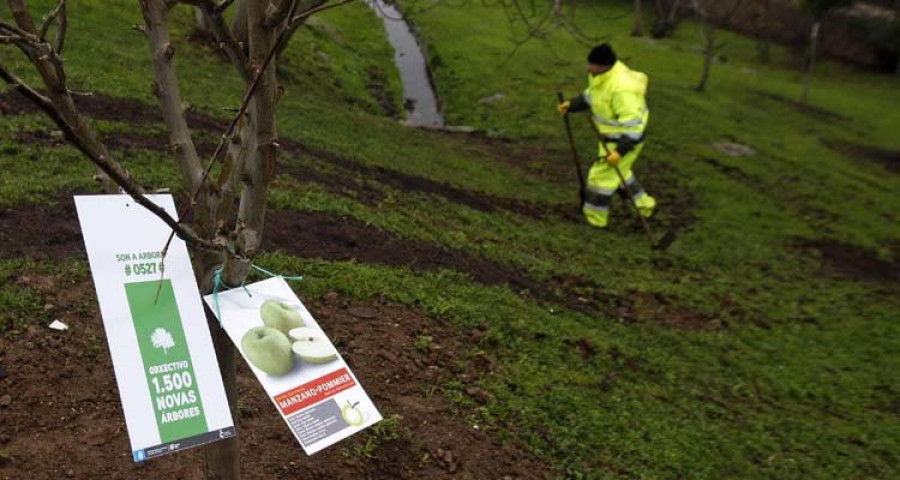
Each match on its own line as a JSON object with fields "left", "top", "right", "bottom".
{"left": 204, "top": 276, "right": 383, "bottom": 454}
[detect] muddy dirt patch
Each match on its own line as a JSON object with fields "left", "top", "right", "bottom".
{"left": 278, "top": 160, "right": 387, "bottom": 205}
{"left": 0, "top": 273, "right": 549, "bottom": 479}
{"left": 0, "top": 91, "right": 227, "bottom": 133}
{"left": 0, "top": 197, "right": 84, "bottom": 260}
{"left": 797, "top": 239, "right": 899, "bottom": 283}
{"left": 264, "top": 209, "right": 601, "bottom": 315}
{"left": 364, "top": 66, "right": 400, "bottom": 118}
{"left": 615, "top": 291, "right": 722, "bottom": 331}
{"left": 822, "top": 138, "right": 900, "bottom": 173}
{"left": 753, "top": 91, "right": 848, "bottom": 123}
{"left": 280, "top": 139, "right": 570, "bottom": 222}
{"left": 701, "top": 156, "right": 755, "bottom": 184}
{"left": 3, "top": 90, "right": 569, "bottom": 222}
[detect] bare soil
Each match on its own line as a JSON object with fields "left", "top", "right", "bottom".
{"left": 0, "top": 91, "right": 227, "bottom": 133}
{"left": 753, "top": 91, "right": 849, "bottom": 123}
{"left": 279, "top": 139, "right": 574, "bottom": 222}
{"left": 821, "top": 138, "right": 900, "bottom": 173}
{"left": 0, "top": 275, "right": 549, "bottom": 480}
{"left": 0, "top": 197, "right": 83, "bottom": 260}
{"left": 364, "top": 66, "right": 401, "bottom": 118}
{"left": 264, "top": 209, "right": 603, "bottom": 315}
{"left": 2, "top": 90, "right": 574, "bottom": 223}
{"left": 798, "top": 239, "right": 899, "bottom": 283}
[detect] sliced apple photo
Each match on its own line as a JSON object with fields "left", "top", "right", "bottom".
{"left": 288, "top": 327, "right": 339, "bottom": 364}
{"left": 241, "top": 326, "right": 295, "bottom": 376}
{"left": 341, "top": 400, "right": 365, "bottom": 427}
{"left": 260, "top": 299, "right": 305, "bottom": 335}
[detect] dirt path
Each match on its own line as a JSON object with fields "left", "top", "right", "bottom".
{"left": 0, "top": 275, "right": 549, "bottom": 479}
{"left": 1, "top": 91, "right": 571, "bottom": 222}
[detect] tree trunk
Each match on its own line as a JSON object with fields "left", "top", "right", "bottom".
{"left": 801, "top": 21, "right": 819, "bottom": 104}
{"left": 232, "top": 0, "right": 249, "bottom": 53}
{"left": 695, "top": 22, "right": 715, "bottom": 92}
{"left": 194, "top": 7, "right": 211, "bottom": 33}
{"left": 754, "top": 0, "right": 771, "bottom": 64}
{"left": 632, "top": 0, "right": 644, "bottom": 37}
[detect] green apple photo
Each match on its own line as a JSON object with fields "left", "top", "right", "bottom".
{"left": 289, "top": 327, "right": 339, "bottom": 364}
{"left": 341, "top": 401, "right": 365, "bottom": 427}
{"left": 241, "top": 301, "right": 338, "bottom": 376}
{"left": 240, "top": 326, "right": 294, "bottom": 376}
{"left": 260, "top": 299, "right": 305, "bottom": 334}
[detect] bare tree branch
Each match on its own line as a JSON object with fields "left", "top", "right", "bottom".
{"left": 0, "top": 60, "right": 218, "bottom": 250}
{"left": 181, "top": 0, "right": 251, "bottom": 80}
{"left": 141, "top": 0, "right": 204, "bottom": 192}
{"left": 286, "top": 0, "right": 357, "bottom": 30}
{"left": 264, "top": 0, "right": 296, "bottom": 27}
{"left": 52, "top": 0, "right": 65, "bottom": 52}
{"left": 2, "top": 0, "right": 224, "bottom": 251}
{"left": 215, "top": 0, "right": 236, "bottom": 14}
{"left": 38, "top": 0, "right": 64, "bottom": 41}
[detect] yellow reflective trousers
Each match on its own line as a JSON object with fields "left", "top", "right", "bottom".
{"left": 582, "top": 141, "right": 656, "bottom": 228}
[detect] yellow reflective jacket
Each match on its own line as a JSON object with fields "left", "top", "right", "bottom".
{"left": 583, "top": 61, "right": 649, "bottom": 140}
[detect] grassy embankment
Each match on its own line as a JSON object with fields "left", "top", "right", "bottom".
{"left": 1, "top": 0, "right": 899, "bottom": 478}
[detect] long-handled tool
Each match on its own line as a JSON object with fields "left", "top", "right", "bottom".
{"left": 557, "top": 92, "right": 586, "bottom": 205}
{"left": 583, "top": 115, "right": 676, "bottom": 251}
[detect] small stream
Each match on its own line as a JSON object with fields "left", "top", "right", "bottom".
{"left": 369, "top": 0, "right": 444, "bottom": 128}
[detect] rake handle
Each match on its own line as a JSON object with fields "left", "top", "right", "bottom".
{"left": 557, "top": 92, "right": 585, "bottom": 204}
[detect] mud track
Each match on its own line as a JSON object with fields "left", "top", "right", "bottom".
{"left": 0, "top": 275, "right": 550, "bottom": 479}
{"left": 797, "top": 239, "right": 899, "bottom": 284}
{"left": 1, "top": 91, "right": 568, "bottom": 222}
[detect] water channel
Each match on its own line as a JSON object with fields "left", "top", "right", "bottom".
{"left": 368, "top": 0, "right": 445, "bottom": 128}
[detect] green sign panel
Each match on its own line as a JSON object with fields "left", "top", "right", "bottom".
{"left": 125, "top": 280, "right": 208, "bottom": 442}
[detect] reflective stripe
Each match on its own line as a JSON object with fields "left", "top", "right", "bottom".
{"left": 586, "top": 184, "right": 615, "bottom": 196}
{"left": 583, "top": 203, "right": 609, "bottom": 213}
{"left": 605, "top": 131, "right": 644, "bottom": 141}
{"left": 593, "top": 105, "right": 648, "bottom": 128}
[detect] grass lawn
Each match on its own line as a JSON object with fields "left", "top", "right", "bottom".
{"left": 1, "top": 1, "right": 899, "bottom": 479}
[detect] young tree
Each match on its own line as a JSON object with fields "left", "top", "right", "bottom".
{"left": 632, "top": 0, "right": 644, "bottom": 37}
{"left": 0, "top": 0, "right": 351, "bottom": 478}
{"left": 801, "top": 0, "right": 852, "bottom": 102}
{"left": 751, "top": 0, "right": 773, "bottom": 64}
{"left": 691, "top": 0, "right": 744, "bottom": 92}
{"left": 651, "top": 0, "right": 682, "bottom": 38}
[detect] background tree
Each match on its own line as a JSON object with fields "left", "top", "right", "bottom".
{"left": 633, "top": 0, "right": 644, "bottom": 36}
{"left": 800, "top": 0, "right": 852, "bottom": 102}
{"left": 1, "top": 0, "right": 352, "bottom": 478}
{"left": 651, "top": 0, "right": 683, "bottom": 38}
{"left": 751, "top": 0, "right": 773, "bottom": 64}
{"left": 691, "top": 0, "right": 744, "bottom": 92}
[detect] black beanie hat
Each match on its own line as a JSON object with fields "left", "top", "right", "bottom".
{"left": 588, "top": 44, "right": 617, "bottom": 66}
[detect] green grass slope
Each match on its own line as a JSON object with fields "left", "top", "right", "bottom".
{"left": 1, "top": 1, "right": 899, "bottom": 479}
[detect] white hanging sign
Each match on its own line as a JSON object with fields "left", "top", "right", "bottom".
{"left": 204, "top": 276, "right": 381, "bottom": 455}
{"left": 75, "top": 194, "right": 236, "bottom": 462}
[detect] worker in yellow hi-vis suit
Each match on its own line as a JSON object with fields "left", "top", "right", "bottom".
{"left": 558, "top": 44, "right": 656, "bottom": 229}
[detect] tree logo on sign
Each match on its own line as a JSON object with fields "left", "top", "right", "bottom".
{"left": 151, "top": 328, "right": 175, "bottom": 355}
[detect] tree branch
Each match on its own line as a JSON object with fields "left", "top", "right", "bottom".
{"left": 38, "top": 0, "right": 64, "bottom": 41}
{"left": 215, "top": 0, "right": 235, "bottom": 14}
{"left": 0, "top": 61, "right": 218, "bottom": 251}
{"left": 286, "top": 0, "right": 356, "bottom": 31}
{"left": 141, "top": 0, "right": 204, "bottom": 192}
{"left": 264, "top": 0, "right": 296, "bottom": 27}
{"left": 53, "top": 0, "right": 65, "bottom": 52}
{"left": 181, "top": 0, "right": 251, "bottom": 80}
